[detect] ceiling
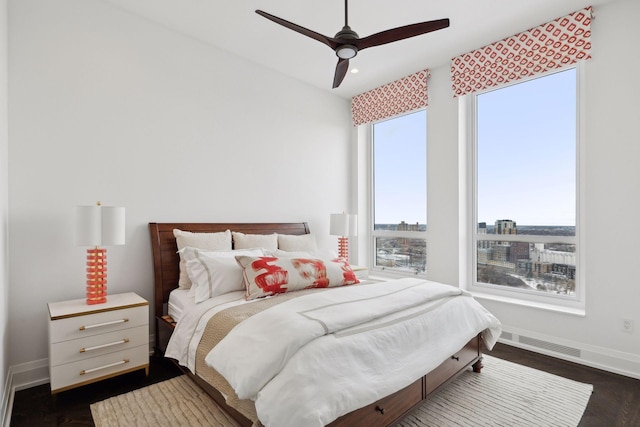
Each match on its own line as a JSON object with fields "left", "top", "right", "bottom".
{"left": 100, "top": 0, "right": 615, "bottom": 99}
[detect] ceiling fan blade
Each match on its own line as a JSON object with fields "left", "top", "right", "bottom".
{"left": 355, "top": 18, "right": 449, "bottom": 51}
{"left": 333, "top": 58, "right": 350, "bottom": 88}
{"left": 256, "top": 10, "right": 339, "bottom": 50}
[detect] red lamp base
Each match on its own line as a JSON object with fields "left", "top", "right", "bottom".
{"left": 337, "top": 237, "right": 349, "bottom": 262}
{"left": 86, "top": 248, "right": 107, "bottom": 305}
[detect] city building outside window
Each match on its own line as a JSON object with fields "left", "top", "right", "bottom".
{"left": 472, "top": 66, "right": 580, "bottom": 302}
{"left": 372, "top": 109, "right": 427, "bottom": 275}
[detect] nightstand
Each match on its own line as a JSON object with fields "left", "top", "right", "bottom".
{"left": 351, "top": 265, "right": 369, "bottom": 280}
{"left": 47, "top": 292, "right": 149, "bottom": 394}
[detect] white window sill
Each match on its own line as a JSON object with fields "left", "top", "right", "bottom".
{"left": 469, "top": 291, "right": 586, "bottom": 317}
{"left": 364, "top": 271, "right": 426, "bottom": 284}
{"left": 366, "top": 273, "right": 586, "bottom": 317}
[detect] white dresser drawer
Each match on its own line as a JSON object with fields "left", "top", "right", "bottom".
{"left": 50, "top": 345, "right": 148, "bottom": 393}
{"left": 49, "top": 305, "right": 148, "bottom": 343}
{"left": 49, "top": 325, "right": 148, "bottom": 366}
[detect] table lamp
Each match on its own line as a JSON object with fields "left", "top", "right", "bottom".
{"left": 75, "top": 202, "right": 125, "bottom": 305}
{"left": 330, "top": 213, "right": 357, "bottom": 262}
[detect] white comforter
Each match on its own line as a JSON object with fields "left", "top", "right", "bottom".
{"left": 206, "top": 278, "right": 502, "bottom": 427}
{"left": 165, "top": 290, "right": 251, "bottom": 372}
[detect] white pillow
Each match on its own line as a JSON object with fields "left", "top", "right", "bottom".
{"left": 265, "top": 249, "right": 312, "bottom": 258}
{"left": 278, "top": 233, "right": 318, "bottom": 254}
{"left": 180, "top": 246, "right": 265, "bottom": 298}
{"left": 232, "top": 232, "right": 278, "bottom": 250}
{"left": 182, "top": 248, "right": 264, "bottom": 303}
{"left": 174, "top": 229, "right": 232, "bottom": 289}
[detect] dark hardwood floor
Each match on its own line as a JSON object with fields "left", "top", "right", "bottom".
{"left": 9, "top": 344, "right": 640, "bottom": 426}
{"left": 10, "top": 355, "right": 183, "bottom": 427}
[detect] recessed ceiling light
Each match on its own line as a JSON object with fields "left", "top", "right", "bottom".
{"left": 351, "top": 68, "right": 359, "bottom": 74}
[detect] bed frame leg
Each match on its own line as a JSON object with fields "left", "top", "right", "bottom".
{"left": 472, "top": 356, "right": 484, "bottom": 373}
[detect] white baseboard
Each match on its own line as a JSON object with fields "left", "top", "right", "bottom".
{"left": 1, "top": 367, "right": 11, "bottom": 427}
{"left": 498, "top": 326, "right": 640, "bottom": 380}
{"left": 2, "top": 358, "right": 49, "bottom": 427}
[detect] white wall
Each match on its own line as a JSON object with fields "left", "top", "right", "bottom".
{"left": 425, "top": 0, "right": 640, "bottom": 376}
{"left": 0, "top": 0, "right": 8, "bottom": 420}
{"left": 7, "top": 0, "right": 351, "bottom": 370}
{"left": 425, "top": 65, "right": 460, "bottom": 286}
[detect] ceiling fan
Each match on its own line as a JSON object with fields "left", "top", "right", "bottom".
{"left": 256, "top": 0, "right": 449, "bottom": 89}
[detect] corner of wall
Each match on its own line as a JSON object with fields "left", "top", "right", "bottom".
{"left": 1, "top": 0, "right": 10, "bottom": 422}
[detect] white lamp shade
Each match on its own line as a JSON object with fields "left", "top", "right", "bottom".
{"left": 75, "top": 206, "right": 101, "bottom": 246}
{"left": 330, "top": 213, "right": 357, "bottom": 237}
{"left": 76, "top": 205, "right": 125, "bottom": 246}
{"left": 330, "top": 213, "right": 349, "bottom": 237}
{"left": 101, "top": 206, "right": 126, "bottom": 245}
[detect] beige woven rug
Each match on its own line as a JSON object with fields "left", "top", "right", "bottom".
{"left": 91, "top": 355, "right": 593, "bottom": 427}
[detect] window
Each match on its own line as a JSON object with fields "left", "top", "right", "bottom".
{"left": 472, "top": 67, "right": 580, "bottom": 302}
{"left": 372, "top": 109, "right": 427, "bottom": 275}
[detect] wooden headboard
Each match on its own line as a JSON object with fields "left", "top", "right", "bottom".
{"left": 148, "top": 222, "right": 310, "bottom": 319}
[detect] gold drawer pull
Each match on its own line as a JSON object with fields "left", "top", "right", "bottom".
{"left": 80, "top": 338, "right": 130, "bottom": 353}
{"left": 80, "top": 359, "right": 129, "bottom": 375}
{"left": 79, "top": 318, "right": 129, "bottom": 331}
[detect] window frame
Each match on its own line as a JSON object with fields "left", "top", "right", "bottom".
{"left": 467, "top": 64, "right": 586, "bottom": 310}
{"left": 369, "top": 109, "right": 428, "bottom": 278}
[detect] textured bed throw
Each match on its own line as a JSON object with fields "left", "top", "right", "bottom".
{"left": 91, "top": 355, "right": 593, "bottom": 427}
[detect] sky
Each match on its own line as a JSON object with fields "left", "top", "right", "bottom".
{"left": 477, "top": 68, "right": 576, "bottom": 226}
{"left": 373, "top": 67, "right": 577, "bottom": 227}
{"left": 373, "top": 109, "right": 426, "bottom": 225}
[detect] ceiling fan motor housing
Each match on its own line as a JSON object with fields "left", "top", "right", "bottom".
{"left": 335, "top": 25, "right": 359, "bottom": 59}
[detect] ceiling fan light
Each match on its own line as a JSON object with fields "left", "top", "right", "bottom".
{"left": 336, "top": 45, "right": 357, "bottom": 59}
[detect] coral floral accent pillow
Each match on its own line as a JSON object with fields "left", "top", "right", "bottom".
{"left": 236, "top": 256, "right": 360, "bottom": 300}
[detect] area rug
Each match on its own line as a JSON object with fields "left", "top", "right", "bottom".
{"left": 91, "top": 355, "right": 593, "bottom": 427}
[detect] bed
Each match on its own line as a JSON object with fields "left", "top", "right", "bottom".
{"left": 149, "top": 222, "right": 501, "bottom": 427}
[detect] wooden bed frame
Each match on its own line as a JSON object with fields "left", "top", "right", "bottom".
{"left": 149, "top": 222, "right": 483, "bottom": 427}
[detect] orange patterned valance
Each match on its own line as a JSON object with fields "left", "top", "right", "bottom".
{"left": 351, "top": 69, "right": 429, "bottom": 126}
{"left": 451, "top": 7, "right": 592, "bottom": 97}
